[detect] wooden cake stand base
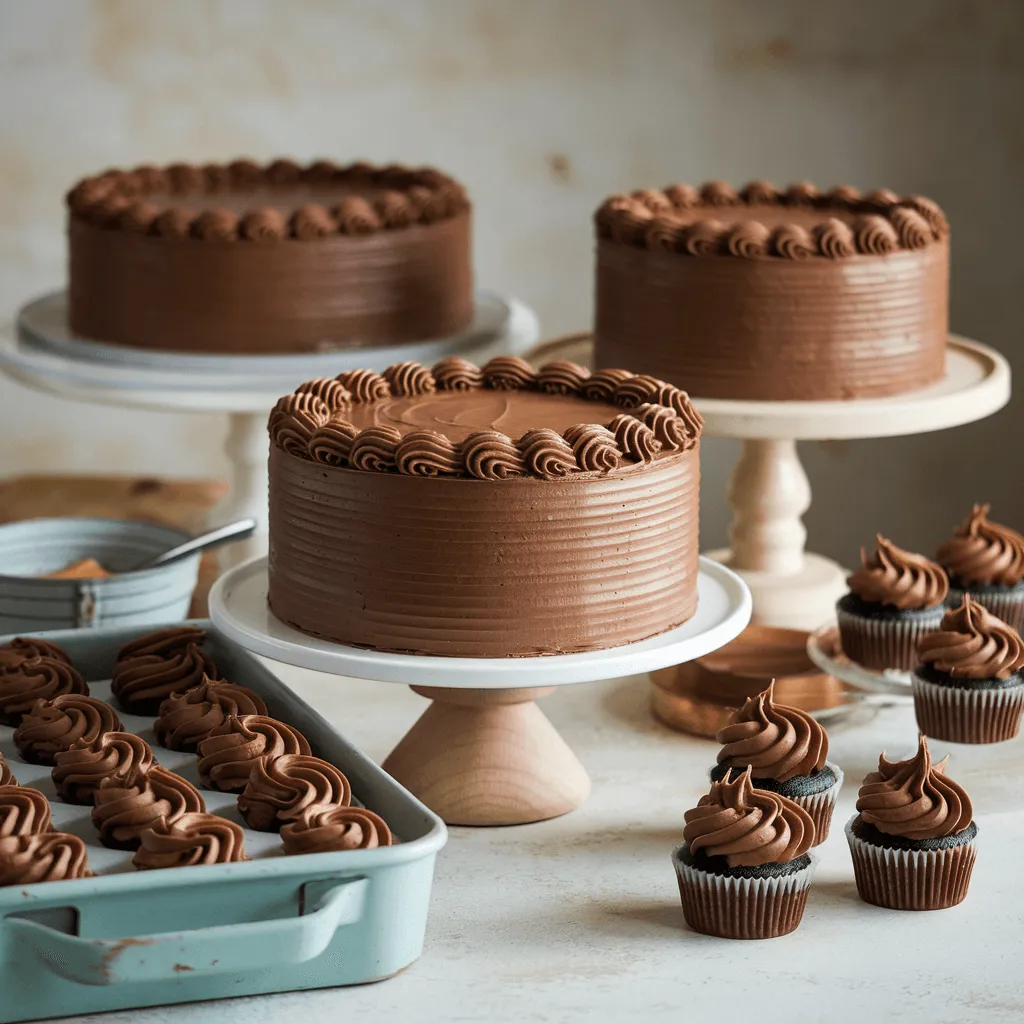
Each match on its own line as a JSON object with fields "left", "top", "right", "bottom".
{"left": 209, "top": 556, "right": 751, "bottom": 826}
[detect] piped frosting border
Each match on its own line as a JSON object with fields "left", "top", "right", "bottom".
{"left": 595, "top": 180, "right": 949, "bottom": 258}
{"left": 268, "top": 356, "right": 704, "bottom": 481}
{"left": 66, "top": 160, "right": 470, "bottom": 241}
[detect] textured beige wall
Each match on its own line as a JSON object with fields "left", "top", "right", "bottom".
{"left": 1, "top": 0, "right": 1022, "bottom": 563}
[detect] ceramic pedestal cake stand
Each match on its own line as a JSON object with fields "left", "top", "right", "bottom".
{"left": 525, "top": 334, "right": 1010, "bottom": 631}
{"left": 0, "top": 290, "right": 540, "bottom": 570}
{"left": 209, "top": 555, "right": 752, "bottom": 826}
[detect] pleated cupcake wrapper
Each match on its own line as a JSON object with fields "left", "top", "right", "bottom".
{"left": 947, "top": 587, "right": 1024, "bottom": 632}
{"left": 911, "top": 673, "right": 1024, "bottom": 744}
{"left": 837, "top": 605, "right": 944, "bottom": 672}
{"left": 786, "top": 762, "right": 843, "bottom": 845}
{"left": 845, "top": 817, "right": 976, "bottom": 911}
{"left": 672, "top": 845, "right": 815, "bottom": 940}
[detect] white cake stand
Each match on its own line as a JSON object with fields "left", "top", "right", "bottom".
{"left": 525, "top": 334, "right": 1011, "bottom": 631}
{"left": 209, "top": 555, "right": 752, "bottom": 826}
{"left": 0, "top": 290, "right": 540, "bottom": 569}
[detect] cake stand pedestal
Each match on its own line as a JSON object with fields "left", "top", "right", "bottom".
{"left": 1, "top": 290, "right": 540, "bottom": 571}
{"left": 209, "top": 555, "right": 751, "bottom": 826}
{"left": 525, "top": 334, "right": 1010, "bottom": 631}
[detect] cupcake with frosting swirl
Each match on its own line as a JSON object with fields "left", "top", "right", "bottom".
{"left": 710, "top": 680, "right": 843, "bottom": 843}
{"left": 911, "top": 595, "right": 1024, "bottom": 743}
{"left": 846, "top": 736, "right": 977, "bottom": 910}
{"left": 673, "top": 766, "right": 815, "bottom": 939}
{"left": 936, "top": 504, "right": 1024, "bottom": 631}
{"left": 837, "top": 534, "right": 949, "bottom": 672}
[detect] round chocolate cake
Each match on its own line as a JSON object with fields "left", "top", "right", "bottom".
{"left": 267, "top": 356, "right": 703, "bottom": 657}
{"left": 66, "top": 159, "right": 472, "bottom": 354}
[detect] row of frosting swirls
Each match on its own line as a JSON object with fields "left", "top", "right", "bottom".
{"left": 936, "top": 503, "right": 1024, "bottom": 587}
{"left": 917, "top": 596, "right": 1024, "bottom": 680}
{"left": 847, "top": 535, "right": 949, "bottom": 610}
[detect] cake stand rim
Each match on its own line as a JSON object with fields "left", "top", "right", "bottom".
{"left": 208, "top": 555, "right": 752, "bottom": 688}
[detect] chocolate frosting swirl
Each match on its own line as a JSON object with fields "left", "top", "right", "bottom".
{"left": 856, "top": 736, "right": 973, "bottom": 840}
{"left": 334, "top": 196, "right": 380, "bottom": 235}
{"left": 665, "top": 183, "right": 699, "bottom": 207}
{"left": 52, "top": 732, "right": 155, "bottom": 805}
{"left": 846, "top": 534, "right": 949, "bottom": 610}
{"left": 518, "top": 428, "right": 579, "bottom": 479}
{"left": 111, "top": 643, "right": 219, "bottom": 715}
{"left": 890, "top": 207, "right": 932, "bottom": 250}
{"left": 715, "top": 680, "right": 828, "bottom": 781}
{"left": 863, "top": 187, "right": 900, "bottom": 210}
{"left": 152, "top": 208, "right": 194, "bottom": 239}
{"left": 726, "top": 221, "right": 770, "bottom": 258}
{"left": 644, "top": 218, "right": 686, "bottom": 252}
{"left": 917, "top": 596, "right": 1024, "bottom": 680}
{"left": 0, "top": 637, "right": 72, "bottom": 668}
{"left": 814, "top": 218, "right": 856, "bottom": 258}
{"left": 295, "top": 377, "right": 351, "bottom": 412}
{"left": 191, "top": 209, "right": 238, "bottom": 241}
{"left": 14, "top": 695, "right": 122, "bottom": 766}
{"left": 854, "top": 214, "right": 899, "bottom": 254}
{"left": 0, "top": 757, "right": 15, "bottom": 787}
{"left": 936, "top": 503, "right": 1024, "bottom": 586}
{"left": 562, "top": 423, "right": 620, "bottom": 473}
{"left": 770, "top": 224, "right": 815, "bottom": 259}
{"left": 310, "top": 419, "right": 359, "bottom": 467}
{"left": 739, "top": 180, "right": 778, "bottom": 204}
{"left": 581, "top": 368, "right": 632, "bottom": 402}
{"left": 903, "top": 196, "right": 949, "bottom": 237}
{"left": 383, "top": 361, "right": 435, "bottom": 396}
{"left": 612, "top": 374, "right": 665, "bottom": 409}
{"left": 683, "top": 219, "right": 726, "bottom": 256}
{"left": 268, "top": 393, "right": 331, "bottom": 457}
{"left": 0, "top": 832, "right": 92, "bottom": 885}
{"left": 289, "top": 204, "right": 335, "bottom": 240}
{"left": 536, "top": 361, "right": 591, "bottom": 395}
{"left": 482, "top": 356, "right": 536, "bottom": 390}
{"left": 432, "top": 356, "right": 482, "bottom": 391}
{"left": 116, "top": 626, "right": 207, "bottom": 662}
{"left": 239, "top": 206, "right": 287, "bottom": 241}
{"left": 783, "top": 181, "right": 819, "bottom": 206}
{"left": 376, "top": 190, "right": 416, "bottom": 228}
{"left": 395, "top": 430, "right": 461, "bottom": 477}
{"left": 699, "top": 181, "right": 739, "bottom": 206}
{"left": 610, "top": 414, "right": 661, "bottom": 463}
{"left": 238, "top": 754, "right": 351, "bottom": 832}
{"left": 197, "top": 714, "right": 311, "bottom": 792}
{"left": 154, "top": 677, "right": 268, "bottom": 751}
{"left": 281, "top": 805, "right": 393, "bottom": 855}
{"left": 335, "top": 369, "right": 390, "bottom": 402}
{"left": 349, "top": 425, "right": 402, "bottom": 473}
{"left": 462, "top": 431, "right": 526, "bottom": 480}
{"left": 119, "top": 201, "right": 159, "bottom": 233}
{"left": 0, "top": 658, "right": 88, "bottom": 726}
{"left": 92, "top": 766, "right": 205, "bottom": 850}
{"left": 683, "top": 767, "right": 815, "bottom": 867}
{"left": 0, "top": 786, "right": 52, "bottom": 837}
{"left": 633, "top": 403, "right": 690, "bottom": 451}
{"left": 134, "top": 812, "right": 247, "bottom": 869}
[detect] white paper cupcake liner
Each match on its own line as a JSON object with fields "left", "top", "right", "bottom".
{"left": 911, "top": 672, "right": 1024, "bottom": 744}
{"left": 947, "top": 587, "right": 1024, "bottom": 632}
{"left": 672, "top": 844, "right": 815, "bottom": 939}
{"left": 837, "top": 605, "right": 944, "bottom": 672}
{"left": 845, "top": 817, "right": 976, "bottom": 911}
{"left": 786, "top": 762, "right": 843, "bottom": 845}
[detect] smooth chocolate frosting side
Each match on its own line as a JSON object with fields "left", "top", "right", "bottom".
{"left": 936, "top": 503, "right": 1024, "bottom": 587}
{"left": 917, "top": 596, "right": 1024, "bottom": 679}
{"left": 69, "top": 212, "right": 472, "bottom": 354}
{"left": 0, "top": 832, "right": 92, "bottom": 885}
{"left": 594, "top": 237, "right": 948, "bottom": 401}
{"left": 268, "top": 441, "right": 699, "bottom": 657}
{"left": 848, "top": 535, "right": 949, "bottom": 610}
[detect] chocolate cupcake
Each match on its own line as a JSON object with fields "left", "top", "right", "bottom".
{"left": 673, "top": 767, "right": 815, "bottom": 939}
{"left": 281, "top": 806, "right": 393, "bottom": 855}
{"left": 0, "top": 832, "right": 92, "bottom": 886}
{"left": 13, "top": 694, "right": 122, "bottom": 765}
{"left": 133, "top": 812, "right": 248, "bottom": 870}
{"left": 52, "top": 732, "right": 155, "bottom": 805}
{"left": 912, "top": 596, "right": 1024, "bottom": 743}
{"left": 711, "top": 680, "right": 842, "bottom": 843}
{"left": 154, "top": 677, "right": 267, "bottom": 751}
{"left": 937, "top": 504, "right": 1024, "bottom": 630}
{"left": 837, "top": 535, "right": 949, "bottom": 671}
{"left": 0, "top": 657, "right": 88, "bottom": 726}
{"left": 846, "top": 737, "right": 976, "bottom": 911}
{"left": 238, "top": 754, "right": 351, "bottom": 832}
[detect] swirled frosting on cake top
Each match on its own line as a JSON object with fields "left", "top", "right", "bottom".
{"left": 856, "top": 736, "right": 972, "bottom": 840}
{"left": 0, "top": 637, "right": 73, "bottom": 669}
{"left": 133, "top": 812, "right": 248, "bottom": 870}
{"left": 281, "top": 805, "right": 393, "bottom": 855}
{"left": 936, "top": 504, "right": 1024, "bottom": 587}
{"left": 0, "top": 658, "right": 88, "bottom": 726}
{"left": 683, "top": 767, "right": 815, "bottom": 867}
{"left": 917, "top": 596, "right": 1024, "bottom": 680}
{"left": 715, "top": 680, "right": 828, "bottom": 781}
{"left": 52, "top": 732, "right": 155, "bottom": 805}
{"left": 14, "top": 695, "right": 122, "bottom": 765}
{"left": 0, "top": 832, "right": 92, "bottom": 886}
{"left": 847, "top": 535, "right": 949, "bottom": 610}
{"left": 92, "top": 765, "right": 205, "bottom": 850}
{"left": 0, "top": 786, "right": 52, "bottom": 838}
{"left": 154, "top": 677, "right": 268, "bottom": 752}
{"left": 268, "top": 357, "right": 703, "bottom": 480}
{"left": 197, "top": 715, "right": 311, "bottom": 792}
{"left": 238, "top": 754, "right": 352, "bottom": 832}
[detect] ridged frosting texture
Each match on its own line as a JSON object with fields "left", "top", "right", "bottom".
{"left": 13, "top": 695, "right": 122, "bottom": 765}
{"left": 91, "top": 766, "right": 205, "bottom": 850}
{"left": 0, "top": 786, "right": 53, "bottom": 838}
{"left": 238, "top": 754, "right": 352, "bottom": 832}
{"left": 133, "top": 812, "right": 247, "bottom": 870}
{"left": 855, "top": 736, "right": 973, "bottom": 840}
{"left": 917, "top": 596, "right": 1024, "bottom": 680}
{"left": 847, "top": 535, "right": 949, "bottom": 610}
{"left": 0, "top": 658, "right": 88, "bottom": 725}
{"left": 154, "top": 677, "right": 268, "bottom": 751}
{"left": 0, "top": 637, "right": 73, "bottom": 668}
{"left": 51, "top": 733, "right": 155, "bottom": 805}
{"left": 0, "top": 755, "right": 14, "bottom": 787}
{"left": 111, "top": 629, "right": 219, "bottom": 713}
{"left": 715, "top": 680, "right": 828, "bottom": 782}
{"left": 0, "top": 833, "right": 91, "bottom": 885}
{"left": 281, "top": 806, "right": 393, "bottom": 855}
{"left": 683, "top": 768, "right": 815, "bottom": 867}
{"left": 936, "top": 504, "right": 1024, "bottom": 586}
{"left": 197, "top": 715, "right": 311, "bottom": 792}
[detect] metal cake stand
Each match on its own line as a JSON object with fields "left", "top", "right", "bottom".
{"left": 209, "top": 555, "right": 752, "bottom": 827}
{"left": 0, "top": 290, "right": 540, "bottom": 570}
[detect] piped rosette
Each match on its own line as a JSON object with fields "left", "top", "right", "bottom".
{"left": 0, "top": 832, "right": 92, "bottom": 886}
{"left": 0, "top": 657, "right": 88, "bottom": 726}
{"left": 13, "top": 694, "right": 122, "bottom": 766}
{"left": 196, "top": 715, "right": 311, "bottom": 792}
{"left": 0, "top": 786, "right": 52, "bottom": 838}
{"left": 281, "top": 806, "right": 393, "bottom": 856}
{"left": 153, "top": 677, "right": 268, "bottom": 752}
{"left": 133, "top": 812, "right": 248, "bottom": 870}
{"left": 51, "top": 732, "right": 155, "bottom": 805}
{"left": 237, "top": 754, "right": 351, "bottom": 832}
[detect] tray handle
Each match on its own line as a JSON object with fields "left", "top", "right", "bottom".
{"left": 5, "top": 876, "right": 368, "bottom": 986}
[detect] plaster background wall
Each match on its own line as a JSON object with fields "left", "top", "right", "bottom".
{"left": 1, "top": 0, "right": 1022, "bottom": 564}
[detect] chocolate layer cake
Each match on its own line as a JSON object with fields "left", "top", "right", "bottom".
{"left": 594, "top": 180, "right": 949, "bottom": 401}
{"left": 267, "top": 357, "right": 703, "bottom": 657}
{"left": 66, "top": 159, "right": 472, "bottom": 354}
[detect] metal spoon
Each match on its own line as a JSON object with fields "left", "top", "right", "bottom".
{"left": 131, "top": 518, "right": 258, "bottom": 571}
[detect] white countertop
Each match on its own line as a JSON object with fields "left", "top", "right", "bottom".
{"left": 63, "top": 666, "right": 1024, "bottom": 1024}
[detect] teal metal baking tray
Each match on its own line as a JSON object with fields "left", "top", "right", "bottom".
{"left": 0, "top": 621, "right": 447, "bottom": 1023}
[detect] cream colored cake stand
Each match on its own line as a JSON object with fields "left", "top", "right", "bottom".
{"left": 525, "top": 334, "right": 1011, "bottom": 631}
{"left": 209, "top": 555, "right": 751, "bottom": 827}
